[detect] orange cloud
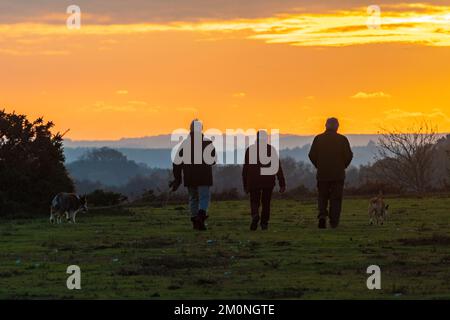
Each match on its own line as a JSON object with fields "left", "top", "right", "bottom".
{"left": 0, "top": 3, "right": 449, "bottom": 53}
{"left": 351, "top": 92, "right": 391, "bottom": 99}
{"left": 384, "top": 108, "right": 450, "bottom": 121}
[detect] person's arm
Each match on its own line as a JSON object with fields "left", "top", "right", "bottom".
{"left": 171, "top": 146, "right": 183, "bottom": 191}
{"left": 343, "top": 137, "right": 353, "bottom": 168}
{"left": 277, "top": 159, "right": 286, "bottom": 193}
{"left": 242, "top": 148, "right": 249, "bottom": 193}
{"left": 203, "top": 139, "right": 217, "bottom": 166}
{"left": 308, "top": 137, "right": 318, "bottom": 168}
{"left": 211, "top": 142, "right": 217, "bottom": 166}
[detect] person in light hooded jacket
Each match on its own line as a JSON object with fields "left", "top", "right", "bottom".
{"left": 171, "top": 119, "right": 216, "bottom": 231}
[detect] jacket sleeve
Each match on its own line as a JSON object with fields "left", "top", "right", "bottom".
{"left": 343, "top": 137, "right": 353, "bottom": 168}
{"left": 211, "top": 142, "right": 217, "bottom": 166}
{"left": 242, "top": 148, "right": 249, "bottom": 190}
{"left": 276, "top": 159, "right": 286, "bottom": 188}
{"left": 203, "top": 139, "right": 217, "bottom": 166}
{"left": 172, "top": 145, "right": 183, "bottom": 184}
{"left": 308, "top": 137, "right": 318, "bottom": 168}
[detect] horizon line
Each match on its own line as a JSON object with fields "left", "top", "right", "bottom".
{"left": 64, "top": 131, "right": 450, "bottom": 142}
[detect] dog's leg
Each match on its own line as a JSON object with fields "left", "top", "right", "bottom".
{"left": 68, "top": 211, "right": 74, "bottom": 223}
{"left": 73, "top": 211, "right": 77, "bottom": 224}
{"left": 50, "top": 206, "right": 54, "bottom": 224}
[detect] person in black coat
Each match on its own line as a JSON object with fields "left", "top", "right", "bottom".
{"left": 171, "top": 119, "right": 216, "bottom": 231}
{"left": 308, "top": 118, "right": 353, "bottom": 229}
{"left": 242, "top": 130, "right": 286, "bottom": 230}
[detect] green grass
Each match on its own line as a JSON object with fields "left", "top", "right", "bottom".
{"left": 1, "top": 197, "right": 450, "bottom": 299}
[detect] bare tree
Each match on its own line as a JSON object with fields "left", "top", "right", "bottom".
{"left": 376, "top": 121, "right": 438, "bottom": 194}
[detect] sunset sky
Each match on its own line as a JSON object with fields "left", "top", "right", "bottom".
{"left": 0, "top": 0, "right": 449, "bottom": 140}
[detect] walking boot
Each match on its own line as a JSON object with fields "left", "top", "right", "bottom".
{"left": 250, "top": 215, "right": 259, "bottom": 231}
{"left": 191, "top": 216, "right": 199, "bottom": 230}
{"left": 198, "top": 209, "right": 208, "bottom": 231}
{"left": 329, "top": 220, "right": 339, "bottom": 229}
{"left": 318, "top": 218, "right": 326, "bottom": 229}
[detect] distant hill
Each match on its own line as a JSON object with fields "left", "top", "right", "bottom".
{"left": 66, "top": 147, "right": 153, "bottom": 186}
{"left": 64, "top": 133, "right": 381, "bottom": 149}
{"left": 64, "top": 138, "right": 380, "bottom": 169}
{"left": 65, "top": 147, "right": 172, "bottom": 168}
{"left": 280, "top": 141, "right": 379, "bottom": 167}
{"left": 65, "top": 135, "right": 174, "bottom": 149}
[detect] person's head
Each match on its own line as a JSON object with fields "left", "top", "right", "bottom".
{"left": 190, "top": 119, "right": 203, "bottom": 133}
{"left": 325, "top": 117, "right": 339, "bottom": 132}
{"left": 257, "top": 130, "right": 268, "bottom": 144}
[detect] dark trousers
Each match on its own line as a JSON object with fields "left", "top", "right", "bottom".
{"left": 249, "top": 187, "right": 273, "bottom": 226}
{"left": 317, "top": 180, "right": 344, "bottom": 228}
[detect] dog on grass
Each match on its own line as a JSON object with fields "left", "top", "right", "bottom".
{"left": 50, "top": 193, "right": 88, "bottom": 224}
{"left": 368, "top": 193, "right": 389, "bottom": 225}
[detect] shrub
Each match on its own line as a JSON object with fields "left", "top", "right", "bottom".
{"left": 87, "top": 189, "right": 127, "bottom": 207}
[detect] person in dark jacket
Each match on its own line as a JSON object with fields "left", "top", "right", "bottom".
{"left": 308, "top": 118, "right": 353, "bottom": 229}
{"left": 242, "top": 130, "right": 286, "bottom": 230}
{"left": 171, "top": 119, "right": 216, "bottom": 231}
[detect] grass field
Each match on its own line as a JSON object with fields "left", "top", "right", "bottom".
{"left": 1, "top": 197, "right": 450, "bottom": 299}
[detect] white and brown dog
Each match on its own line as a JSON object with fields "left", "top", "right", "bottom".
{"left": 50, "top": 193, "right": 88, "bottom": 224}
{"left": 368, "top": 193, "right": 389, "bottom": 225}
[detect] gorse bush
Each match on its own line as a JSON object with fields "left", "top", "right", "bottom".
{"left": 0, "top": 110, "right": 74, "bottom": 215}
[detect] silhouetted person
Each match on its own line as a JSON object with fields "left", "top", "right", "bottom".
{"left": 242, "top": 130, "right": 286, "bottom": 231}
{"left": 171, "top": 119, "right": 216, "bottom": 231}
{"left": 308, "top": 118, "right": 353, "bottom": 229}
